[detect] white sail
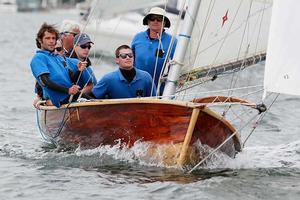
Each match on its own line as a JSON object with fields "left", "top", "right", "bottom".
{"left": 264, "top": 0, "right": 300, "bottom": 96}
{"left": 181, "top": 0, "right": 272, "bottom": 73}
{"left": 90, "top": 0, "right": 165, "bottom": 18}
{"left": 163, "top": 0, "right": 272, "bottom": 97}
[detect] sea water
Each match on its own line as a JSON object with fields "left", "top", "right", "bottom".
{"left": 0, "top": 11, "right": 299, "bottom": 200}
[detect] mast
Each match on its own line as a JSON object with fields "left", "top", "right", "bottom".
{"left": 163, "top": 0, "right": 202, "bottom": 98}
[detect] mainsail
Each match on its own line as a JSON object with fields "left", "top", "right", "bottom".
{"left": 264, "top": 0, "right": 300, "bottom": 96}
{"left": 188, "top": 0, "right": 271, "bottom": 68}
{"left": 163, "top": 0, "right": 272, "bottom": 94}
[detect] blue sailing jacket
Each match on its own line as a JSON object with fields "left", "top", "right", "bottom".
{"left": 30, "top": 50, "right": 90, "bottom": 107}
{"left": 131, "top": 29, "right": 177, "bottom": 88}
{"left": 92, "top": 68, "right": 156, "bottom": 99}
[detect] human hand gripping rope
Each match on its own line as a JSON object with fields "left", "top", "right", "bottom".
{"left": 68, "top": 60, "right": 87, "bottom": 102}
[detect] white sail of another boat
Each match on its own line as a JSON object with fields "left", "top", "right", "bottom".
{"left": 264, "top": 0, "right": 300, "bottom": 96}
{"left": 90, "top": 0, "right": 166, "bottom": 18}
{"left": 81, "top": 0, "right": 178, "bottom": 55}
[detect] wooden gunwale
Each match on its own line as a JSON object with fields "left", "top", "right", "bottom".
{"left": 38, "top": 98, "right": 203, "bottom": 110}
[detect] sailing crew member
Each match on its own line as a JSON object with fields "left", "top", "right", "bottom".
{"left": 32, "top": 38, "right": 65, "bottom": 108}
{"left": 131, "top": 7, "right": 177, "bottom": 95}
{"left": 91, "top": 45, "right": 156, "bottom": 99}
{"left": 30, "top": 23, "right": 91, "bottom": 108}
{"left": 72, "top": 33, "right": 97, "bottom": 94}
{"left": 60, "top": 19, "right": 81, "bottom": 57}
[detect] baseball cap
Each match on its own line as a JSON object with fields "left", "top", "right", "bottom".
{"left": 73, "top": 33, "right": 94, "bottom": 46}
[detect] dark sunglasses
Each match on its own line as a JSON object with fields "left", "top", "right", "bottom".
{"left": 55, "top": 46, "right": 63, "bottom": 52}
{"left": 64, "top": 31, "right": 77, "bottom": 37}
{"left": 80, "top": 44, "right": 92, "bottom": 50}
{"left": 118, "top": 53, "right": 133, "bottom": 59}
{"left": 148, "top": 15, "right": 163, "bottom": 22}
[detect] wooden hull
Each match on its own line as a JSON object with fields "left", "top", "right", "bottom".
{"left": 37, "top": 98, "right": 242, "bottom": 166}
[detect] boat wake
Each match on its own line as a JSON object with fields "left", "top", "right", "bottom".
{"left": 1, "top": 137, "right": 299, "bottom": 185}
{"left": 219, "top": 140, "right": 300, "bottom": 169}
{"left": 1, "top": 139, "right": 299, "bottom": 175}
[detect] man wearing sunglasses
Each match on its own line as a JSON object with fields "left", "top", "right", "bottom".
{"left": 54, "top": 39, "right": 64, "bottom": 56}
{"left": 91, "top": 45, "right": 155, "bottom": 99}
{"left": 73, "top": 33, "right": 97, "bottom": 94}
{"left": 60, "top": 19, "right": 81, "bottom": 57}
{"left": 131, "top": 7, "right": 177, "bottom": 95}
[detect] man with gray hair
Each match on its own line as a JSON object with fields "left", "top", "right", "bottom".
{"left": 60, "top": 19, "right": 81, "bottom": 57}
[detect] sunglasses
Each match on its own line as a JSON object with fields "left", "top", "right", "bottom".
{"left": 55, "top": 46, "right": 63, "bottom": 52}
{"left": 118, "top": 53, "right": 133, "bottom": 59}
{"left": 64, "top": 31, "right": 77, "bottom": 37}
{"left": 148, "top": 15, "right": 163, "bottom": 22}
{"left": 80, "top": 44, "right": 92, "bottom": 50}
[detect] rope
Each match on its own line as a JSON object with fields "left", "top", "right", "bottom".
{"left": 177, "top": 2, "right": 269, "bottom": 98}
{"left": 242, "top": 93, "right": 280, "bottom": 147}
{"left": 179, "top": 1, "right": 269, "bottom": 91}
{"left": 37, "top": 8, "right": 98, "bottom": 143}
{"left": 236, "top": 0, "right": 253, "bottom": 61}
{"left": 182, "top": 0, "right": 215, "bottom": 85}
{"left": 50, "top": 103, "right": 72, "bottom": 139}
{"left": 157, "top": 0, "right": 187, "bottom": 96}
{"left": 254, "top": 0, "right": 268, "bottom": 53}
{"left": 187, "top": 92, "right": 277, "bottom": 173}
{"left": 67, "top": 4, "right": 99, "bottom": 102}
{"left": 226, "top": 0, "right": 267, "bottom": 98}
{"left": 78, "top": 69, "right": 95, "bottom": 99}
{"left": 176, "top": 84, "right": 263, "bottom": 99}
{"left": 36, "top": 109, "right": 55, "bottom": 144}
{"left": 201, "top": 0, "right": 243, "bottom": 81}
{"left": 35, "top": 99, "right": 77, "bottom": 147}
{"left": 68, "top": 0, "right": 99, "bottom": 59}
{"left": 42, "top": 4, "right": 100, "bottom": 141}
{"left": 69, "top": 11, "right": 100, "bottom": 102}
{"left": 151, "top": 31, "right": 164, "bottom": 96}
{"left": 150, "top": 1, "right": 170, "bottom": 96}
{"left": 93, "top": 8, "right": 123, "bottom": 67}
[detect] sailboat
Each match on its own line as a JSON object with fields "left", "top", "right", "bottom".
{"left": 35, "top": 0, "right": 273, "bottom": 168}
{"left": 0, "top": 0, "right": 17, "bottom": 12}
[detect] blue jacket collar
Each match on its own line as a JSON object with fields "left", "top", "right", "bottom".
{"left": 36, "top": 49, "right": 57, "bottom": 56}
